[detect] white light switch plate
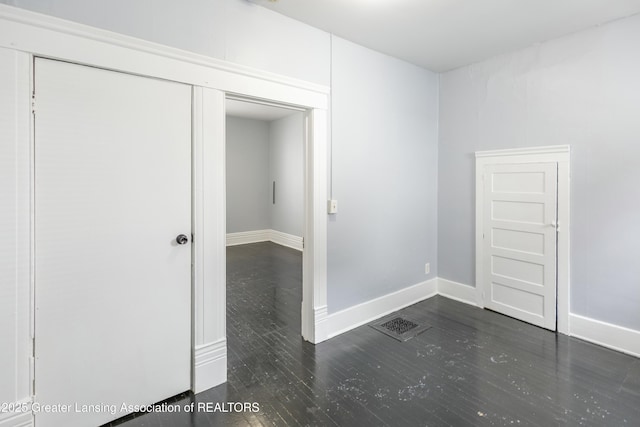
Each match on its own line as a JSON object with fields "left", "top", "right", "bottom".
{"left": 328, "top": 199, "right": 338, "bottom": 214}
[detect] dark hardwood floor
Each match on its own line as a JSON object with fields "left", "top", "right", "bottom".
{"left": 113, "top": 242, "right": 640, "bottom": 426}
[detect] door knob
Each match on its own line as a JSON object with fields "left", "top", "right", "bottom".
{"left": 176, "top": 234, "right": 189, "bottom": 245}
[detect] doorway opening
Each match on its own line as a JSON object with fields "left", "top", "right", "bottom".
{"left": 224, "top": 97, "right": 307, "bottom": 340}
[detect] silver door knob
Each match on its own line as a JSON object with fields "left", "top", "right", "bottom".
{"left": 176, "top": 234, "right": 189, "bottom": 245}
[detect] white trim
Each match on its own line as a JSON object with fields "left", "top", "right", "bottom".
{"left": 225, "top": 229, "right": 303, "bottom": 251}
{"left": 0, "top": 414, "right": 32, "bottom": 427}
{"left": 437, "top": 278, "right": 477, "bottom": 306}
{"left": 0, "top": 48, "right": 34, "bottom": 418}
{"left": 326, "top": 279, "right": 438, "bottom": 339}
{"left": 192, "top": 87, "right": 205, "bottom": 351}
{"left": 191, "top": 88, "right": 228, "bottom": 392}
{"left": 475, "top": 145, "right": 570, "bottom": 158}
{"left": 435, "top": 277, "right": 640, "bottom": 359}
{"left": 319, "top": 273, "right": 640, "bottom": 361}
{"left": 193, "top": 339, "right": 227, "bottom": 393}
{"left": 0, "top": 399, "right": 33, "bottom": 427}
{"left": 570, "top": 314, "right": 640, "bottom": 358}
{"left": 226, "top": 230, "right": 271, "bottom": 246}
{"left": 475, "top": 145, "right": 570, "bottom": 334}
{"left": 301, "top": 109, "right": 329, "bottom": 344}
{"left": 0, "top": 5, "right": 328, "bottom": 108}
{"left": 17, "top": 50, "right": 34, "bottom": 404}
{"left": 312, "top": 305, "right": 330, "bottom": 344}
{"left": 269, "top": 230, "right": 304, "bottom": 251}
{"left": 0, "top": 4, "right": 330, "bottom": 395}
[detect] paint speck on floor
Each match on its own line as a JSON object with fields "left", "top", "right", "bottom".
{"left": 398, "top": 376, "right": 430, "bottom": 401}
{"left": 113, "top": 244, "right": 640, "bottom": 427}
{"left": 490, "top": 353, "right": 510, "bottom": 364}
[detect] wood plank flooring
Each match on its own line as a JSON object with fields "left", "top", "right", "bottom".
{"left": 112, "top": 242, "right": 640, "bottom": 426}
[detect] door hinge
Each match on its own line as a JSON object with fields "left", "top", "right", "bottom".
{"left": 30, "top": 355, "right": 35, "bottom": 394}
{"left": 302, "top": 237, "right": 304, "bottom": 249}
{"left": 31, "top": 336, "right": 36, "bottom": 393}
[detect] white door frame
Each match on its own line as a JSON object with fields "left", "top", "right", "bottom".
{"left": 475, "top": 146, "right": 570, "bottom": 334}
{"left": 0, "top": 3, "right": 330, "bottom": 402}
{"left": 221, "top": 95, "right": 323, "bottom": 343}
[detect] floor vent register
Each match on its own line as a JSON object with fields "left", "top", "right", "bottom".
{"left": 370, "top": 315, "right": 432, "bottom": 342}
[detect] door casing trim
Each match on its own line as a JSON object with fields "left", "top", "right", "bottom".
{"left": 0, "top": 3, "right": 330, "bottom": 402}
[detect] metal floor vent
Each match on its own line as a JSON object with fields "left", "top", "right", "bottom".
{"left": 382, "top": 317, "right": 418, "bottom": 334}
{"left": 370, "top": 315, "right": 432, "bottom": 342}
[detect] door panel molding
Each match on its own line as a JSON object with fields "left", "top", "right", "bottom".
{"left": 475, "top": 145, "right": 570, "bottom": 334}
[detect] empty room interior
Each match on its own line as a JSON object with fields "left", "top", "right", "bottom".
{"left": 1, "top": 1, "right": 639, "bottom": 426}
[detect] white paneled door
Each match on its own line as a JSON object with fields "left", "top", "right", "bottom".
{"left": 482, "top": 163, "right": 558, "bottom": 330}
{"left": 34, "top": 59, "right": 192, "bottom": 426}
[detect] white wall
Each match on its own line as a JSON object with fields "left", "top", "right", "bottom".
{"left": 0, "top": 0, "right": 330, "bottom": 85}
{"left": 0, "top": 47, "right": 31, "bottom": 417}
{"left": 225, "top": 117, "right": 271, "bottom": 233}
{"left": 328, "top": 37, "right": 440, "bottom": 313}
{"left": 438, "top": 14, "right": 640, "bottom": 332}
{"left": 269, "top": 113, "right": 304, "bottom": 237}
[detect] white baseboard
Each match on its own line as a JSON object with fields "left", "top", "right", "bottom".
{"left": 435, "top": 277, "right": 640, "bottom": 359}
{"left": 269, "top": 229, "right": 303, "bottom": 251}
{"left": 226, "top": 229, "right": 303, "bottom": 251}
{"left": 226, "top": 229, "right": 270, "bottom": 246}
{"left": 309, "top": 305, "right": 329, "bottom": 344}
{"left": 437, "top": 278, "right": 477, "bottom": 306}
{"left": 326, "top": 278, "right": 438, "bottom": 339}
{"left": 570, "top": 314, "right": 640, "bottom": 358}
{"left": 0, "top": 407, "right": 32, "bottom": 427}
{"left": 193, "top": 338, "right": 227, "bottom": 394}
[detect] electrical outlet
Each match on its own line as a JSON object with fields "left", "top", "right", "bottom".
{"left": 425, "top": 263, "right": 430, "bottom": 275}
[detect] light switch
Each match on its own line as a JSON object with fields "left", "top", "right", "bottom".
{"left": 328, "top": 199, "right": 338, "bottom": 214}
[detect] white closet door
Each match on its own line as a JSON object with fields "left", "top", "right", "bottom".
{"left": 34, "top": 58, "right": 192, "bottom": 427}
{"left": 483, "top": 163, "right": 558, "bottom": 330}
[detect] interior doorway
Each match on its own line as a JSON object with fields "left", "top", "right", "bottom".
{"left": 224, "top": 97, "right": 306, "bottom": 336}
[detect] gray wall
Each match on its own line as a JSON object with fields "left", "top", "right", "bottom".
{"left": 225, "top": 117, "right": 270, "bottom": 233}
{"left": 328, "top": 37, "right": 439, "bottom": 313}
{"left": 2, "top": 0, "right": 439, "bottom": 315}
{"left": 0, "top": 0, "right": 330, "bottom": 85}
{"left": 269, "top": 113, "right": 304, "bottom": 237}
{"left": 226, "top": 113, "right": 304, "bottom": 236}
{"left": 7, "top": 0, "right": 635, "bottom": 333}
{"left": 438, "top": 14, "right": 640, "bottom": 331}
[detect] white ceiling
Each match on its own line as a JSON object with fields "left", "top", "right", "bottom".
{"left": 226, "top": 99, "right": 300, "bottom": 121}
{"left": 251, "top": 0, "right": 640, "bottom": 72}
